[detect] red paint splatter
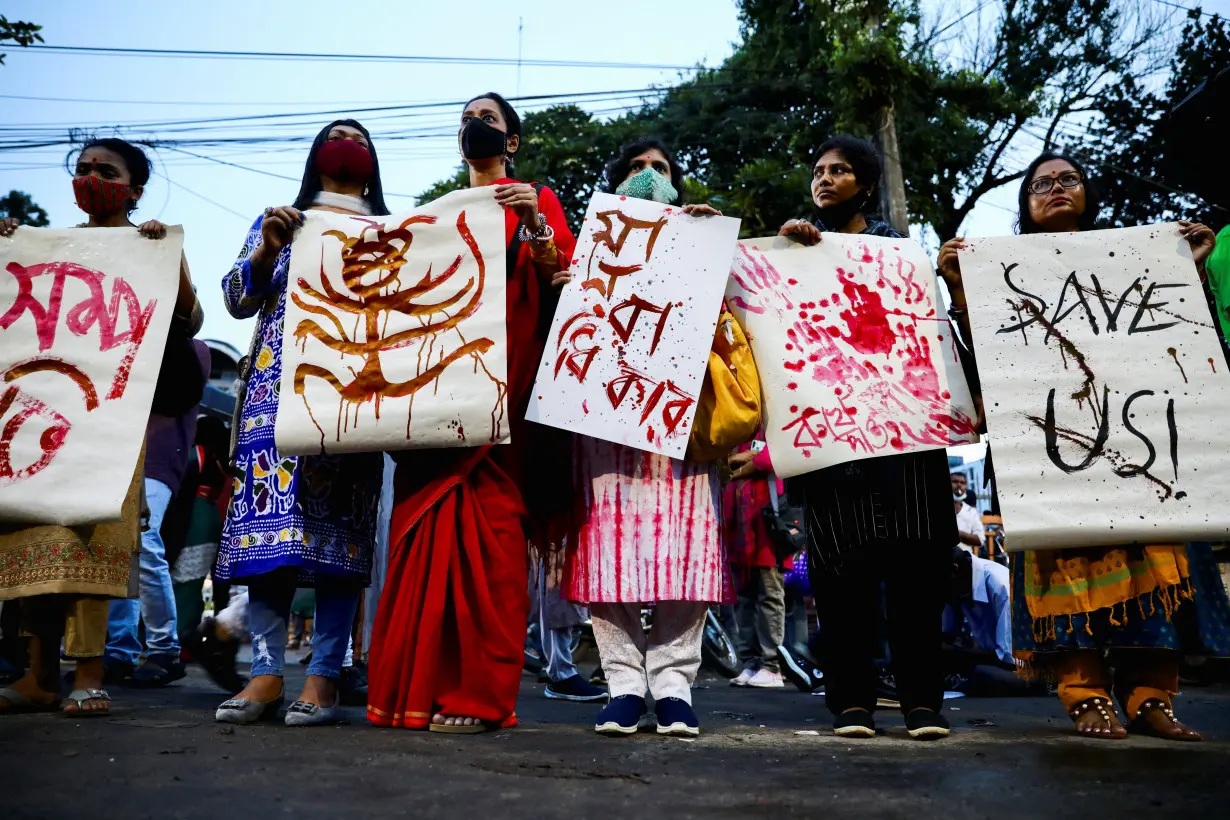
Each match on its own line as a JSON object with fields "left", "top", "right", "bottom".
{"left": 821, "top": 269, "right": 897, "bottom": 355}
{"left": 787, "top": 382, "right": 798, "bottom": 390}
{"left": 783, "top": 360, "right": 805, "bottom": 372}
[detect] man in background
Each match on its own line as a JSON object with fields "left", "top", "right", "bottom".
{"left": 949, "top": 472, "right": 1012, "bottom": 664}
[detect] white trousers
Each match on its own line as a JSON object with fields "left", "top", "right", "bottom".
{"left": 590, "top": 601, "right": 708, "bottom": 704}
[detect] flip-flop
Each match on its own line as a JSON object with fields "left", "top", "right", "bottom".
{"left": 428, "top": 718, "right": 493, "bottom": 734}
{"left": 0, "top": 687, "right": 58, "bottom": 715}
{"left": 62, "top": 689, "right": 111, "bottom": 717}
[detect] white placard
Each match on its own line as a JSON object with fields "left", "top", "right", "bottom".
{"left": 959, "top": 223, "right": 1230, "bottom": 550}
{"left": 525, "top": 193, "right": 741, "bottom": 458}
{"left": 726, "top": 233, "right": 978, "bottom": 479}
{"left": 0, "top": 226, "right": 182, "bottom": 525}
{"left": 275, "top": 188, "right": 509, "bottom": 456}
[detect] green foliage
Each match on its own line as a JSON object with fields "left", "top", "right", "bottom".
{"left": 1083, "top": 9, "right": 1230, "bottom": 230}
{"left": 418, "top": 1, "right": 1204, "bottom": 241}
{"left": 0, "top": 190, "right": 50, "bottom": 227}
{"left": 0, "top": 16, "right": 43, "bottom": 65}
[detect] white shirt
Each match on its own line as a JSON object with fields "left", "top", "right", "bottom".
{"left": 955, "top": 502, "right": 986, "bottom": 554}
{"left": 955, "top": 501, "right": 997, "bottom": 604}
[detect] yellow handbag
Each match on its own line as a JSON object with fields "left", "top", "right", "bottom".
{"left": 687, "top": 310, "right": 762, "bottom": 462}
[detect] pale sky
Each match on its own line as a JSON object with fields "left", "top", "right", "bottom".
{"left": 3, "top": 0, "right": 1226, "bottom": 350}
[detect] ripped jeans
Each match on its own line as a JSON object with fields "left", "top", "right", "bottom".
{"left": 248, "top": 572, "right": 360, "bottom": 680}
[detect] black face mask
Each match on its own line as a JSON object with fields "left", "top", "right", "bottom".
{"left": 459, "top": 117, "right": 508, "bottom": 161}
{"left": 815, "top": 187, "right": 872, "bottom": 232}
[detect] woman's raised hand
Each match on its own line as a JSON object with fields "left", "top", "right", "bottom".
{"left": 937, "top": 237, "right": 967, "bottom": 289}
{"left": 0, "top": 217, "right": 18, "bottom": 237}
{"left": 258, "top": 206, "right": 305, "bottom": 255}
{"left": 137, "top": 219, "right": 169, "bottom": 239}
{"left": 1179, "top": 221, "right": 1216, "bottom": 268}
{"left": 494, "top": 183, "right": 539, "bottom": 226}
{"left": 778, "top": 218, "right": 822, "bottom": 246}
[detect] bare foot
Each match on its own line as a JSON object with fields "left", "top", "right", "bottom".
{"left": 233, "top": 674, "right": 284, "bottom": 704}
{"left": 1132, "top": 699, "right": 1202, "bottom": 742}
{"left": 431, "top": 714, "right": 481, "bottom": 728}
{"left": 1070, "top": 697, "right": 1127, "bottom": 739}
{"left": 295, "top": 675, "right": 338, "bottom": 708}
{"left": 0, "top": 673, "right": 57, "bottom": 712}
{"left": 63, "top": 657, "right": 111, "bottom": 715}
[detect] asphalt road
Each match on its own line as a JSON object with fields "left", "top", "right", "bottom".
{"left": 3, "top": 662, "right": 1229, "bottom": 820}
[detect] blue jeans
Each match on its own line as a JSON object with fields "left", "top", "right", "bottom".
{"left": 944, "top": 556, "right": 1013, "bottom": 664}
{"left": 105, "top": 478, "right": 178, "bottom": 664}
{"left": 249, "top": 574, "right": 359, "bottom": 680}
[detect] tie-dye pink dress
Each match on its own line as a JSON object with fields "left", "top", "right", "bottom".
{"left": 564, "top": 437, "right": 727, "bottom": 603}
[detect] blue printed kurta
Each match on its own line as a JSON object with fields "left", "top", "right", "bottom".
{"left": 216, "top": 214, "right": 383, "bottom": 585}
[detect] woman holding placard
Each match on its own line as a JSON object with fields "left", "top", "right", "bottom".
{"left": 366, "top": 93, "right": 577, "bottom": 734}
{"left": 773, "top": 135, "right": 967, "bottom": 741}
{"left": 0, "top": 138, "right": 204, "bottom": 717}
{"left": 937, "top": 151, "right": 1230, "bottom": 741}
{"left": 214, "top": 120, "right": 389, "bottom": 727}
{"left": 564, "top": 138, "right": 760, "bottom": 738}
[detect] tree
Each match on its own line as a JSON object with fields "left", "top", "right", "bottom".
{"left": 0, "top": 15, "right": 42, "bottom": 65}
{"left": 643, "top": 0, "right": 1172, "bottom": 240}
{"left": 1082, "top": 9, "right": 1230, "bottom": 230}
{"left": 0, "top": 190, "right": 50, "bottom": 226}
{"left": 419, "top": 2, "right": 1182, "bottom": 241}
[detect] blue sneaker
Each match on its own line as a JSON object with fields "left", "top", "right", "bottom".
{"left": 655, "top": 697, "right": 700, "bottom": 736}
{"left": 594, "top": 694, "right": 647, "bottom": 735}
{"left": 545, "top": 674, "right": 609, "bottom": 703}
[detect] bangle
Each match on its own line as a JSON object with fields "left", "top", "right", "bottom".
{"left": 948, "top": 304, "right": 968, "bottom": 317}
{"left": 520, "top": 221, "right": 555, "bottom": 244}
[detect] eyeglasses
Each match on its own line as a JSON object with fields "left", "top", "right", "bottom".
{"left": 1028, "top": 172, "right": 1082, "bottom": 196}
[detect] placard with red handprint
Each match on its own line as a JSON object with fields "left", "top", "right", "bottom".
{"left": 726, "top": 233, "right": 977, "bottom": 479}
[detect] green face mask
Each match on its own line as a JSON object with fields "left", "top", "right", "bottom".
{"left": 615, "top": 167, "right": 679, "bottom": 204}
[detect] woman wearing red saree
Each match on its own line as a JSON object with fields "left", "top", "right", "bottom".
{"left": 367, "top": 93, "right": 575, "bottom": 733}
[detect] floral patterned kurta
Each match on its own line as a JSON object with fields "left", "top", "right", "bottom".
{"left": 216, "top": 214, "right": 383, "bottom": 585}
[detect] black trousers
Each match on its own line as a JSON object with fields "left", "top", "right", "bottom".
{"left": 813, "top": 542, "right": 948, "bottom": 716}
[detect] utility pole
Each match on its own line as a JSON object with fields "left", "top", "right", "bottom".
{"left": 517, "top": 17, "right": 523, "bottom": 98}
{"left": 876, "top": 105, "right": 910, "bottom": 235}
{"left": 866, "top": 10, "right": 909, "bottom": 235}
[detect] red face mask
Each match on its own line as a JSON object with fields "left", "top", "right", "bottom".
{"left": 315, "top": 139, "right": 374, "bottom": 183}
{"left": 73, "top": 175, "right": 133, "bottom": 216}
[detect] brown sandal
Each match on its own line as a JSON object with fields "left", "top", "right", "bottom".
{"left": 1129, "top": 699, "right": 1202, "bottom": 742}
{"left": 1069, "top": 697, "right": 1127, "bottom": 739}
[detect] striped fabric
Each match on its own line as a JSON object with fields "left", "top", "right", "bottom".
{"left": 565, "top": 437, "right": 726, "bottom": 604}
{"left": 795, "top": 448, "right": 957, "bottom": 574}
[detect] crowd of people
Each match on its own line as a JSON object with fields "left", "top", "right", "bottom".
{"left": 2, "top": 89, "right": 1229, "bottom": 746}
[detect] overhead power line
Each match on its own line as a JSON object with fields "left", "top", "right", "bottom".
{"left": 1149, "top": 0, "right": 1221, "bottom": 19}
{"left": 22, "top": 44, "right": 704, "bottom": 72}
{"left": 0, "top": 87, "right": 668, "bottom": 134}
{"left": 0, "top": 93, "right": 470, "bottom": 107}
